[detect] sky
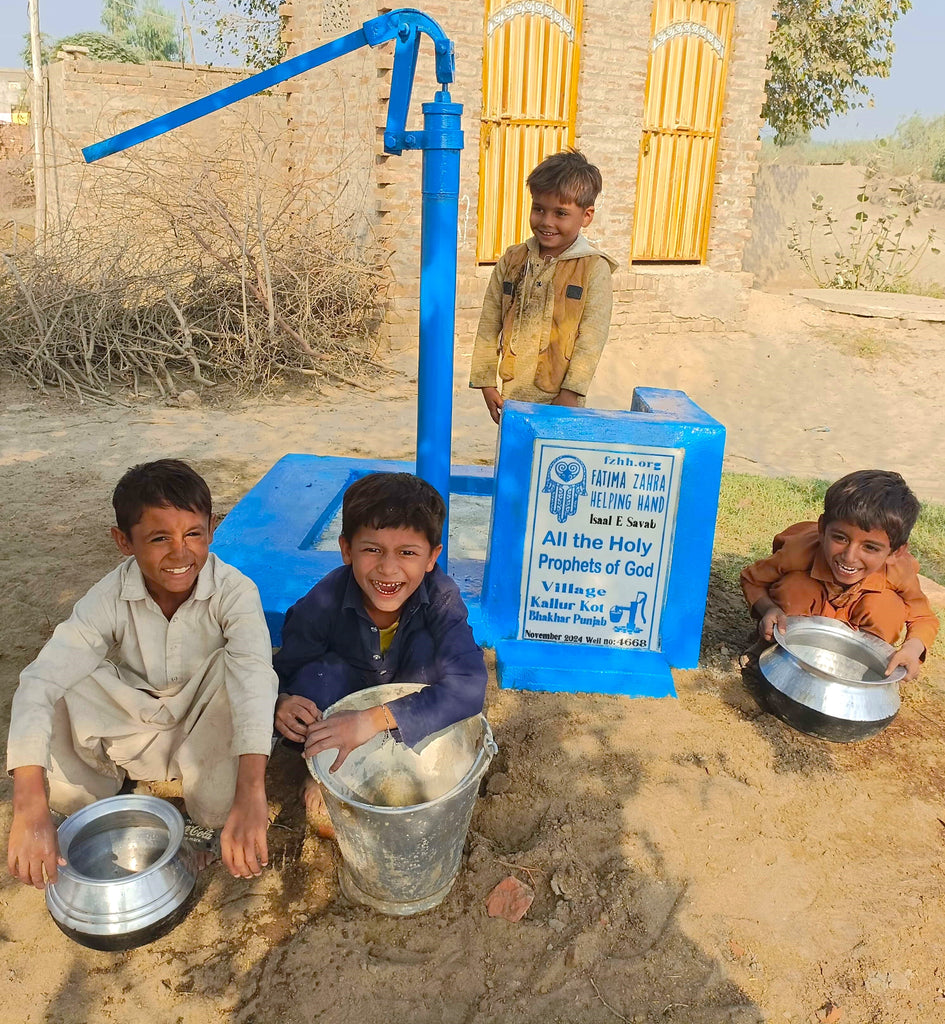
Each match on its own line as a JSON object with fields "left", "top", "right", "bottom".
{"left": 1, "top": 1, "right": 942, "bottom": 140}
{"left": 1, "top": 0, "right": 220, "bottom": 66}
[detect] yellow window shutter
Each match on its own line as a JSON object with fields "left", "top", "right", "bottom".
{"left": 632, "top": 0, "right": 735, "bottom": 262}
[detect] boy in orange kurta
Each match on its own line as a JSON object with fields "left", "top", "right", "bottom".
{"left": 740, "top": 470, "right": 939, "bottom": 680}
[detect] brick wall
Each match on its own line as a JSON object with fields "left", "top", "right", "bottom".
{"left": 285, "top": 1, "right": 774, "bottom": 352}
{"left": 38, "top": 2, "right": 773, "bottom": 352}
{"left": 42, "top": 56, "right": 287, "bottom": 241}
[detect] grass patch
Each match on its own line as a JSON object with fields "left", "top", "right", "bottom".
{"left": 883, "top": 278, "right": 945, "bottom": 300}
{"left": 814, "top": 326, "right": 887, "bottom": 361}
{"left": 713, "top": 473, "right": 827, "bottom": 591}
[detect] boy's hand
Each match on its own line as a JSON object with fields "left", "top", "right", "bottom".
{"left": 221, "top": 754, "right": 269, "bottom": 879}
{"left": 753, "top": 597, "right": 787, "bottom": 642}
{"left": 886, "top": 637, "right": 925, "bottom": 681}
{"left": 758, "top": 605, "right": 788, "bottom": 641}
{"left": 274, "top": 693, "right": 321, "bottom": 743}
{"left": 480, "top": 387, "right": 504, "bottom": 424}
{"left": 551, "top": 388, "right": 581, "bottom": 408}
{"left": 8, "top": 766, "right": 66, "bottom": 890}
{"left": 304, "top": 707, "right": 388, "bottom": 773}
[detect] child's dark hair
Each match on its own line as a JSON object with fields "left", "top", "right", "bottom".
{"left": 342, "top": 472, "right": 446, "bottom": 549}
{"left": 112, "top": 459, "right": 212, "bottom": 535}
{"left": 822, "top": 470, "right": 919, "bottom": 550}
{"left": 526, "top": 149, "right": 602, "bottom": 209}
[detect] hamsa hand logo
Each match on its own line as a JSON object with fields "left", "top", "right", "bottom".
{"left": 542, "top": 455, "right": 587, "bottom": 523}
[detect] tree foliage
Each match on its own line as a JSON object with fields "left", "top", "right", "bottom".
{"left": 764, "top": 0, "right": 912, "bottom": 145}
{"left": 191, "top": 0, "right": 283, "bottom": 68}
{"left": 22, "top": 0, "right": 180, "bottom": 65}
{"left": 22, "top": 30, "right": 143, "bottom": 65}
{"left": 102, "top": 0, "right": 181, "bottom": 61}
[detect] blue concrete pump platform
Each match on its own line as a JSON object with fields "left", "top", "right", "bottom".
{"left": 212, "top": 388, "right": 725, "bottom": 700}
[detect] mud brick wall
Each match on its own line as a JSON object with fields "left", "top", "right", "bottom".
{"left": 42, "top": 57, "right": 286, "bottom": 240}
{"left": 284, "top": 1, "right": 774, "bottom": 352}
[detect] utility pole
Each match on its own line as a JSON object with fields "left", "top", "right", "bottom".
{"left": 27, "top": 0, "right": 47, "bottom": 244}
{"left": 180, "top": 2, "right": 198, "bottom": 68}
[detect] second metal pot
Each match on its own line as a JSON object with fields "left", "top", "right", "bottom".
{"left": 758, "top": 616, "right": 904, "bottom": 742}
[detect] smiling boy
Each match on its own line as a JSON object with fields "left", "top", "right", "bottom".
{"left": 273, "top": 473, "right": 487, "bottom": 802}
{"left": 469, "top": 149, "right": 618, "bottom": 423}
{"left": 740, "top": 470, "right": 939, "bottom": 680}
{"left": 6, "top": 460, "right": 278, "bottom": 888}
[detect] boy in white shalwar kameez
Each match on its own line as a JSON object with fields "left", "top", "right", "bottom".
{"left": 6, "top": 459, "right": 278, "bottom": 887}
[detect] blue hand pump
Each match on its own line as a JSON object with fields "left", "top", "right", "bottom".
{"left": 83, "top": 9, "right": 463, "bottom": 564}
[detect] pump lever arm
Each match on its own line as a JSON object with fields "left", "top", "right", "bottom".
{"left": 83, "top": 7, "right": 454, "bottom": 163}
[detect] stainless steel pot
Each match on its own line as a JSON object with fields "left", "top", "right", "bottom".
{"left": 758, "top": 616, "right": 904, "bottom": 742}
{"left": 46, "top": 795, "right": 199, "bottom": 950}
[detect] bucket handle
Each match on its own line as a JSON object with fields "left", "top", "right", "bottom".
{"left": 466, "top": 718, "right": 498, "bottom": 787}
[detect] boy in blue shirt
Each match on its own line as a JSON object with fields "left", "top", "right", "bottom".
{"left": 273, "top": 473, "right": 487, "bottom": 810}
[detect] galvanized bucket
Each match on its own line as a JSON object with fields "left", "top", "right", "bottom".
{"left": 307, "top": 683, "right": 496, "bottom": 915}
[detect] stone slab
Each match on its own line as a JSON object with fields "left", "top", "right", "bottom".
{"left": 793, "top": 289, "right": 945, "bottom": 322}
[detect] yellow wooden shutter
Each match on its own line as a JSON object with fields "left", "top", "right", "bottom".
{"left": 478, "top": 0, "right": 583, "bottom": 264}
{"left": 631, "top": 0, "right": 734, "bottom": 262}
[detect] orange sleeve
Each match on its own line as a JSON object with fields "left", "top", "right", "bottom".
{"left": 887, "top": 551, "right": 940, "bottom": 652}
{"left": 740, "top": 523, "right": 819, "bottom": 613}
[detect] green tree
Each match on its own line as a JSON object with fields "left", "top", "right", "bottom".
{"left": 102, "top": 0, "right": 181, "bottom": 61}
{"left": 191, "top": 0, "right": 283, "bottom": 68}
{"left": 20, "top": 30, "right": 143, "bottom": 65}
{"left": 764, "top": 0, "right": 912, "bottom": 145}
{"left": 128, "top": 0, "right": 182, "bottom": 61}
{"left": 21, "top": 0, "right": 180, "bottom": 64}
{"left": 101, "top": 0, "right": 135, "bottom": 40}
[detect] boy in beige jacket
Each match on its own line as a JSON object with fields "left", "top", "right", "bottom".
{"left": 469, "top": 150, "right": 618, "bottom": 423}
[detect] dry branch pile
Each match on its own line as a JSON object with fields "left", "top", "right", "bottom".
{"left": 0, "top": 131, "right": 386, "bottom": 403}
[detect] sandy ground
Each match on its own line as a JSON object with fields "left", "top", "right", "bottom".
{"left": 2, "top": 289, "right": 945, "bottom": 1024}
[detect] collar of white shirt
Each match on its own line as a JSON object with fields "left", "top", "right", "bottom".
{"left": 118, "top": 553, "right": 220, "bottom": 605}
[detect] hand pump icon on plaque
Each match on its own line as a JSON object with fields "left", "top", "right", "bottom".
{"left": 609, "top": 592, "right": 648, "bottom": 635}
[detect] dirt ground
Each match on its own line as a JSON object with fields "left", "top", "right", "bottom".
{"left": 2, "top": 289, "right": 945, "bottom": 1024}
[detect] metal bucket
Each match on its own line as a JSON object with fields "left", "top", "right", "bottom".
{"left": 307, "top": 683, "right": 497, "bottom": 916}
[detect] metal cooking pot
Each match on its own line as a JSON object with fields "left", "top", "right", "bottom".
{"left": 757, "top": 616, "right": 904, "bottom": 742}
{"left": 46, "top": 795, "right": 199, "bottom": 950}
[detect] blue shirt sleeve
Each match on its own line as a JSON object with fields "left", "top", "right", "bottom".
{"left": 385, "top": 570, "right": 487, "bottom": 747}
{"left": 273, "top": 567, "right": 364, "bottom": 705}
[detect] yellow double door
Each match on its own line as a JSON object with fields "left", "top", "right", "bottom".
{"left": 477, "top": 0, "right": 734, "bottom": 265}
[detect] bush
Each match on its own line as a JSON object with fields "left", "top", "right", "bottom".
{"left": 933, "top": 151, "right": 945, "bottom": 185}
{"left": 788, "top": 164, "right": 940, "bottom": 291}
{"left": 761, "top": 113, "right": 945, "bottom": 181}
{"left": 0, "top": 133, "right": 386, "bottom": 402}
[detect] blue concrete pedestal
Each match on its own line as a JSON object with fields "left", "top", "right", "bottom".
{"left": 479, "top": 388, "right": 725, "bottom": 698}
{"left": 493, "top": 641, "right": 675, "bottom": 696}
{"left": 212, "top": 387, "right": 724, "bottom": 702}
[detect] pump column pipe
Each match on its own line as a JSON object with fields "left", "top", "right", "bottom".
{"left": 80, "top": 9, "right": 463, "bottom": 564}
{"left": 409, "top": 94, "right": 462, "bottom": 561}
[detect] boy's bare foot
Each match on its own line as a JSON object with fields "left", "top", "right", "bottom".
{"left": 192, "top": 848, "right": 217, "bottom": 871}
{"left": 738, "top": 637, "right": 773, "bottom": 670}
{"left": 302, "top": 777, "right": 335, "bottom": 839}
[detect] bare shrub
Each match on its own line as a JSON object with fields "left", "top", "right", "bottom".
{"left": 0, "top": 121, "right": 386, "bottom": 402}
